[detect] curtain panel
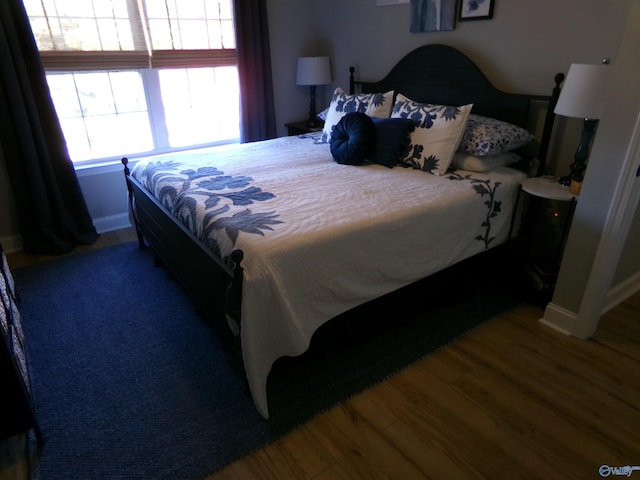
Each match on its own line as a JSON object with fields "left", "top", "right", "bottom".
{"left": 233, "top": 0, "right": 277, "bottom": 143}
{"left": 0, "top": 0, "right": 98, "bottom": 254}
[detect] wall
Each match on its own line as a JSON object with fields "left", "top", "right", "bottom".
{"left": 613, "top": 206, "right": 640, "bottom": 286}
{"left": 306, "top": 0, "right": 630, "bottom": 177}
{"left": 311, "top": 0, "right": 625, "bottom": 91}
{"left": 267, "top": 0, "right": 328, "bottom": 136}
{"left": 545, "top": 2, "right": 640, "bottom": 333}
{"left": 75, "top": 164, "right": 132, "bottom": 234}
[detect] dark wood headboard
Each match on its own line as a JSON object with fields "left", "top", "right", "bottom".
{"left": 348, "top": 44, "right": 563, "bottom": 175}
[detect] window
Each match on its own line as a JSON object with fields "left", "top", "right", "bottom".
{"left": 22, "top": 0, "right": 240, "bottom": 165}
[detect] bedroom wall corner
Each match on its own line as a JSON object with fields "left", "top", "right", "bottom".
{"left": 539, "top": 303, "right": 576, "bottom": 337}
{"left": 610, "top": 172, "right": 640, "bottom": 292}
{"left": 266, "top": 0, "right": 332, "bottom": 137}
{"left": 75, "top": 164, "right": 133, "bottom": 234}
{"left": 305, "top": 0, "right": 630, "bottom": 178}
{"left": 540, "top": 2, "right": 640, "bottom": 338}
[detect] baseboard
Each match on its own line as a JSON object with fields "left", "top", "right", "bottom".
{"left": 604, "top": 271, "right": 640, "bottom": 313}
{"left": 0, "top": 234, "right": 23, "bottom": 254}
{"left": 540, "top": 271, "right": 640, "bottom": 337}
{"left": 93, "top": 213, "right": 132, "bottom": 234}
{"left": 1, "top": 213, "right": 130, "bottom": 254}
{"left": 538, "top": 303, "right": 576, "bottom": 336}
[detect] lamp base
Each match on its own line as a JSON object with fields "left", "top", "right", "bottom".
{"left": 558, "top": 118, "right": 598, "bottom": 188}
{"left": 307, "top": 85, "right": 318, "bottom": 128}
{"left": 558, "top": 174, "right": 572, "bottom": 187}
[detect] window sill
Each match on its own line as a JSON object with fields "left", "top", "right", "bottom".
{"left": 73, "top": 140, "right": 240, "bottom": 178}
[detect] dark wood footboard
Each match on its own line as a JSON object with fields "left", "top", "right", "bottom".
{"left": 121, "top": 158, "right": 244, "bottom": 344}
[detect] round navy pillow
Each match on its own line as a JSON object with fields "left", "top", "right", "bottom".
{"left": 329, "top": 112, "right": 376, "bottom": 165}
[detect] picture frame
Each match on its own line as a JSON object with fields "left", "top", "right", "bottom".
{"left": 410, "top": 0, "right": 457, "bottom": 32}
{"left": 458, "top": 0, "right": 494, "bottom": 21}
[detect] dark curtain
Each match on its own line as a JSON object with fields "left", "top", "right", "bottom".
{"left": 233, "top": 0, "right": 277, "bottom": 143}
{"left": 0, "top": 0, "right": 98, "bottom": 254}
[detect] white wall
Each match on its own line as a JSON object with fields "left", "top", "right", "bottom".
{"left": 267, "top": 0, "right": 330, "bottom": 137}
{"left": 543, "top": 3, "right": 640, "bottom": 335}
{"left": 305, "top": 0, "right": 630, "bottom": 178}
{"left": 311, "top": 0, "right": 625, "bottom": 93}
{"left": 614, "top": 207, "right": 640, "bottom": 285}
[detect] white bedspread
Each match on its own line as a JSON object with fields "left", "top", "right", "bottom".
{"left": 131, "top": 133, "right": 526, "bottom": 418}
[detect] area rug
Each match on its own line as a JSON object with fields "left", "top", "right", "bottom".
{"left": 14, "top": 242, "right": 520, "bottom": 480}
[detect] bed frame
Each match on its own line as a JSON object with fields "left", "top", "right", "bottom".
{"left": 122, "top": 43, "right": 563, "bottom": 350}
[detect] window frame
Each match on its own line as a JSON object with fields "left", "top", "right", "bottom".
{"left": 24, "top": 0, "right": 240, "bottom": 166}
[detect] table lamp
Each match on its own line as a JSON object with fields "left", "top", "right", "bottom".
{"left": 296, "top": 56, "right": 331, "bottom": 127}
{"left": 554, "top": 63, "right": 611, "bottom": 187}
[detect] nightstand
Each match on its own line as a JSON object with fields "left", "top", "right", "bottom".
{"left": 521, "top": 176, "right": 577, "bottom": 202}
{"left": 515, "top": 177, "right": 577, "bottom": 294}
{"left": 285, "top": 120, "right": 324, "bottom": 136}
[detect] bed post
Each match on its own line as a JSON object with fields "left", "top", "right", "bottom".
{"left": 536, "top": 73, "right": 565, "bottom": 176}
{"left": 225, "top": 249, "right": 244, "bottom": 330}
{"left": 121, "top": 157, "right": 145, "bottom": 249}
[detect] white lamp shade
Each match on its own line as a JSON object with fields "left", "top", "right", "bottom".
{"left": 554, "top": 63, "right": 611, "bottom": 120}
{"left": 296, "top": 56, "right": 332, "bottom": 86}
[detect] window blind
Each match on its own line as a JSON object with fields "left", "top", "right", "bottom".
{"left": 23, "top": 0, "right": 237, "bottom": 71}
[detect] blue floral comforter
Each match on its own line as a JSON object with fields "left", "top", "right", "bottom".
{"left": 131, "top": 133, "right": 526, "bottom": 418}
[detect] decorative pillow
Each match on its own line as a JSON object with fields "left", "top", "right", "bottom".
{"left": 391, "top": 94, "right": 472, "bottom": 175}
{"left": 368, "top": 117, "right": 416, "bottom": 168}
{"left": 317, "top": 107, "right": 329, "bottom": 121}
{"left": 321, "top": 88, "right": 394, "bottom": 143}
{"left": 453, "top": 151, "right": 521, "bottom": 173}
{"left": 458, "top": 114, "right": 534, "bottom": 156}
{"left": 329, "top": 112, "right": 377, "bottom": 165}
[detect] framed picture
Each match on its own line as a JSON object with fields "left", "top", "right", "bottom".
{"left": 410, "top": 0, "right": 457, "bottom": 32}
{"left": 458, "top": 0, "right": 495, "bottom": 21}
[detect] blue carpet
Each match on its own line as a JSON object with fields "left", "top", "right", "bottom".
{"left": 14, "top": 242, "right": 520, "bottom": 479}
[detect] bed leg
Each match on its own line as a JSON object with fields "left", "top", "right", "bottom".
{"left": 225, "top": 249, "right": 244, "bottom": 333}
{"left": 121, "top": 157, "right": 145, "bottom": 249}
{"left": 536, "top": 72, "right": 565, "bottom": 176}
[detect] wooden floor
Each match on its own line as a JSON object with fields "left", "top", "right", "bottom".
{"left": 2, "top": 229, "right": 639, "bottom": 480}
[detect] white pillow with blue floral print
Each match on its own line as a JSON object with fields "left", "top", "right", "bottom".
{"left": 320, "top": 88, "right": 394, "bottom": 143}
{"left": 458, "top": 114, "right": 534, "bottom": 156}
{"left": 391, "top": 94, "right": 472, "bottom": 175}
{"left": 317, "top": 107, "right": 329, "bottom": 121}
{"left": 453, "top": 151, "right": 521, "bottom": 172}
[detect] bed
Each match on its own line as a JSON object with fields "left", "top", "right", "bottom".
{"left": 122, "top": 44, "right": 563, "bottom": 419}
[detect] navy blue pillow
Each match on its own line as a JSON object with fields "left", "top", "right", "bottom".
{"left": 330, "top": 112, "right": 376, "bottom": 165}
{"left": 369, "top": 117, "right": 416, "bottom": 168}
